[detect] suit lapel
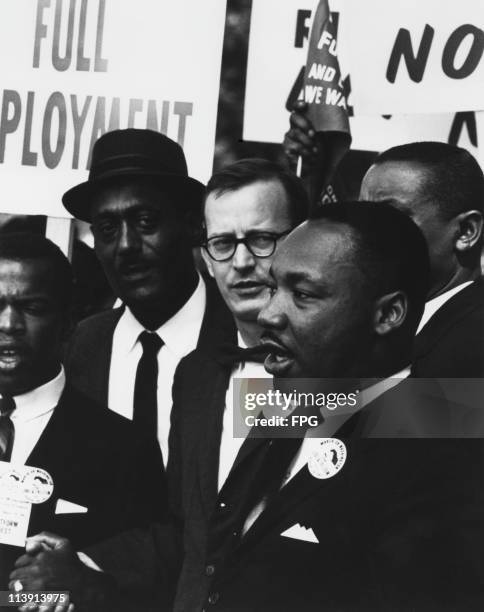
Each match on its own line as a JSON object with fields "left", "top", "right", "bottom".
{"left": 197, "top": 277, "right": 237, "bottom": 352}
{"left": 93, "top": 311, "right": 121, "bottom": 406}
{"left": 26, "top": 387, "right": 75, "bottom": 472}
{"left": 415, "top": 280, "right": 483, "bottom": 359}
{"left": 196, "top": 362, "right": 232, "bottom": 515}
{"left": 24, "top": 388, "right": 78, "bottom": 531}
{"left": 235, "top": 438, "right": 355, "bottom": 556}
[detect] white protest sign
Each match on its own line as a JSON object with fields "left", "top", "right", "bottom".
{"left": 346, "top": 0, "right": 484, "bottom": 116}
{"left": 0, "top": 0, "right": 227, "bottom": 218}
{"left": 243, "top": 0, "right": 481, "bottom": 161}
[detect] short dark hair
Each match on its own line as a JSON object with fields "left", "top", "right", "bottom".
{"left": 205, "top": 158, "right": 309, "bottom": 227}
{"left": 374, "top": 141, "right": 484, "bottom": 219}
{"left": 310, "top": 201, "right": 430, "bottom": 327}
{"left": 0, "top": 233, "right": 73, "bottom": 312}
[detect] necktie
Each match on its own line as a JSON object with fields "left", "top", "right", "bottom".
{"left": 0, "top": 396, "right": 15, "bottom": 462}
{"left": 133, "top": 331, "right": 163, "bottom": 438}
{"left": 209, "top": 435, "right": 304, "bottom": 558}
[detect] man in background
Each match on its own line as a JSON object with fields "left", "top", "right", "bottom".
{"left": 284, "top": 108, "right": 484, "bottom": 376}
{"left": 64, "top": 129, "right": 235, "bottom": 463}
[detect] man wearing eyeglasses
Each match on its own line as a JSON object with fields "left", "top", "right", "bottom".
{"left": 201, "top": 158, "right": 307, "bottom": 348}
{"left": 166, "top": 159, "right": 308, "bottom": 498}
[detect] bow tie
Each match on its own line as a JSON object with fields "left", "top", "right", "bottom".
{"left": 217, "top": 344, "right": 270, "bottom": 367}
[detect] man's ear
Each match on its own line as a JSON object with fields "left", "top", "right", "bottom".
{"left": 201, "top": 247, "right": 215, "bottom": 278}
{"left": 455, "top": 210, "right": 483, "bottom": 253}
{"left": 373, "top": 290, "right": 408, "bottom": 336}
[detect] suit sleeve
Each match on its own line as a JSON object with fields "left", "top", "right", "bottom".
{"left": 117, "top": 429, "right": 169, "bottom": 529}
{"left": 82, "top": 364, "right": 190, "bottom": 608}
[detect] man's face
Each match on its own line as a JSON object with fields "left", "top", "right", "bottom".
{"left": 91, "top": 181, "right": 190, "bottom": 307}
{"left": 0, "top": 259, "right": 64, "bottom": 395}
{"left": 360, "top": 161, "right": 455, "bottom": 297}
{"left": 258, "top": 222, "right": 374, "bottom": 378}
{"left": 203, "top": 180, "right": 293, "bottom": 323}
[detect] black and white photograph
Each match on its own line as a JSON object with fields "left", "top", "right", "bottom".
{"left": 0, "top": 1, "right": 483, "bottom": 610}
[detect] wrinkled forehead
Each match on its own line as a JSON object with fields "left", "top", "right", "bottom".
{"left": 204, "top": 179, "right": 291, "bottom": 234}
{"left": 0, "top": 258, "right": 54, "bottom": 297}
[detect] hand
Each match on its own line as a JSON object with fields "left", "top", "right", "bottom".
{"left": 9, "top": 533, "right": 114, "bottom": 612}
{"left": 282, "top": 101, "right": 320, "bottom": 170}
{"left": 10, "top": 533, "right": 83, "bottom": 595}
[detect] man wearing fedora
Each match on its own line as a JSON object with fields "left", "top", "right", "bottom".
{"left": 63, "top": 129, "right": 236, "bottom": 463}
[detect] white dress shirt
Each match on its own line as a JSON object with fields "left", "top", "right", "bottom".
{"left": 417, "top": 281, "right": 473, "bottom": 334}
{"left": 108, "top": 276, "right": 206, "bottom": 463}
{"left": 5, "top": 367, "right": 66, "bottom": 465}
{"left": 218, "top": 333, "right": 272, "bottom": 491}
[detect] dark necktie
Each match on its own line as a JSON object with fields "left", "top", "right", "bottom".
{"left": 209, "top": 435, "right": 304, "bottom": 558}
{"left": 133, "top": 331, "right": 163, "bottom": 437}
{"left": 0, "top": 396, "right": 15, "bottom": 462}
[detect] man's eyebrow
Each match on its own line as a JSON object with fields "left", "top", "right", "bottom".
{"left": 284, "top": 270, "right": 315, "bottom": 284}
{"left": 93, "top": 203, "right": 160, "bottom": 219}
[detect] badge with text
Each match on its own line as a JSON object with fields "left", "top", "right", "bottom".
{"left": 308, "top": 438, "right": 346, "bottom": 479}
{"left": 0, "top": 497, "right": 32, "bottom": 546}
{"left": 0, "top": 462, "right": 54, "bottom": 546}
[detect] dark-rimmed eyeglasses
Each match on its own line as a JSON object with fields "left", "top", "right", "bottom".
{"left": 202, "top": 230, "right": 292, "bottom": 262}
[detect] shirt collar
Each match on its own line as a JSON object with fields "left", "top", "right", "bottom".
{"left": 117, "top": 275, "right": 207, "bottom": 359}
{"left": 7, "top": 367, "right": 66, "bottom": 423}
{"left": 306, "top": 367, "right": 410, "bottom": 438}
{"left": 359, "top": 366, "right": 411, "bottom": 408}
{"left": 417, "top": 281, "right": 474, "bottom": 334}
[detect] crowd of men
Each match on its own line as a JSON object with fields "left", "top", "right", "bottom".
{"left": 0, "top": 106, "right": 483, "bottom": 611}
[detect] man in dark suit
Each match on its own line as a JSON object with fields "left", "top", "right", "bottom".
{"left": 0, "top": 234, "right": 165, "bottom": 592}
{"left": 11, "top": 203, "right": 483, "bottom": 611}
{"left": 62, "top": 129, "right": 235, "bottom": 463}
{"left": 359, "top": 142, "right": 484, "bottom": 377}
{"left": 285, "top": 110, "right": 484, "bottom": 376}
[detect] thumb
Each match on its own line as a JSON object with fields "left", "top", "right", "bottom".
{"left": 26, "top": 532, "right": 68, "bottom": 551}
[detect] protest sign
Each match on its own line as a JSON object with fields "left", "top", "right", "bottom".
{"left": 298, "top": 0, "right": 351, "bottom": 190}
{"left": 243, "top": 0, "right": 482, "bottom": 162}
{"left": 346, "top": 0, "right": 484, "bottom": 116}
{"left": 0, "top": 0, "right": 227, "bottom": 218}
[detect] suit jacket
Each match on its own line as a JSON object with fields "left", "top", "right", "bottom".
{"left": 0, "top": 384, "right": 167, "bottom": 589}
{"left": 412, "top": 278, "right": 484, "bottom": 377}
{"left": 64, "top": 277, "right": 236, "bottom": 407}
{"left": 90, "top": 353, "right": 484, "bottom": 612}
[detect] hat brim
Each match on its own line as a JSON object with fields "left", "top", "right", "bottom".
{"left": 62, "top": 170, "right": 205, "bottom": 222}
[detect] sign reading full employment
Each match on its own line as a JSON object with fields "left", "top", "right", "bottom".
{"left": 0, "top": 0, "right": 227, "bottom": 218}
{"left": 244, "top": 0, "right": 483, "bottom": 156}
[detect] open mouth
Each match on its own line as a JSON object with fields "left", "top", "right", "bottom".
{"left": 259, "top": 337, "right": 294, "bottom": 375}
{"left": 0, "top": 348, "right": 23, "bottom": 371}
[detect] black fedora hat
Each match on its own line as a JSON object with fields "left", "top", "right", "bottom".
{"left": 62, "top": 129, "right": 205, "bottom": 221}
